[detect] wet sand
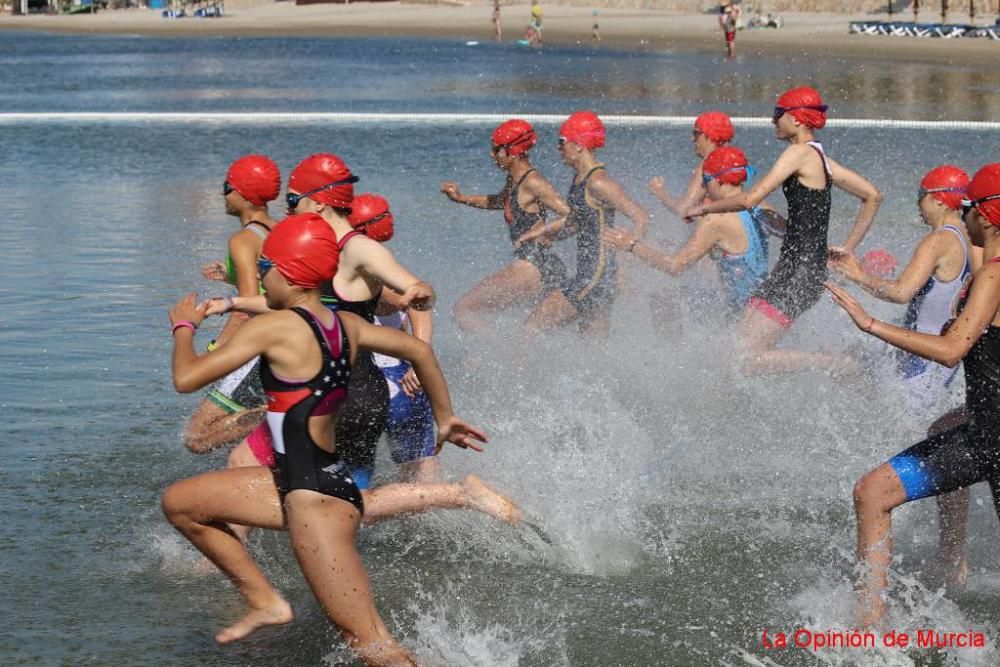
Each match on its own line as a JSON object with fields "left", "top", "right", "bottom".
{"left": 2, "top": 3, "right": 998, "bottom": 66}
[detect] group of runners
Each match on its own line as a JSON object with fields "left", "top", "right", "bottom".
{"left": 164, "top": 85, "right": 1000, "bottom": 663}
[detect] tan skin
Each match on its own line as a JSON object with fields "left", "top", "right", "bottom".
{"left": 518, "top": 138, "right": 651, "bottom": 338}
{"left": 647, "top": 128, "right": 721, "bottom": 219}
{"left": 440, "top": 145, "right": 571, "bottom": 333}
{"left": 826, "top": 206, "right": 1000, "bottom": 628}
{"left": 185, "top": 187, "right": 276, "bottom": 454}
{"left": 605, "top": 177, "right": 771, "bottom": 277}
{"left": 682, "top": 111, "right": 884, "bottom": 375}
{"left": 164, "top": 268, "right": 518, "bottom": 664}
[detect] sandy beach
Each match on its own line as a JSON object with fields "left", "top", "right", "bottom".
{"left": 2, "top": 3, "right": 999, "bottom": 66}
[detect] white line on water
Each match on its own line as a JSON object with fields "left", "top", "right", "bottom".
{"left": 1, "top": 112, "right": 999, "bottom": 130}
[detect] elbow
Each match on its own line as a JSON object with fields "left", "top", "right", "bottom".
{"left": 870, "top": 188, "right": 885, "bottom": 207}
{"left": 940, "top": 354, "right": 962, "bottom": 369}
{"left": 173, "top": 374, "right": 198, "bottom": 394}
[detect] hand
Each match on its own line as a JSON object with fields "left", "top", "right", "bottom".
{"left": 513, "top": 231, "right": 536, "bottom": 249}
{"left": 198, "top": 297, "right": 233, "bottom": 317}
{"left": 602, "top": 227, "right": 635, "bottom": 251}
{"left": 435, "top": 415, "right": 488, "bottom": 453}
{"left": 680, "top": 204, "right": 703, "bottom": 221}
{"left": 825, "top": 282, "right": 875, "bottom": 332}
{"left": 400, "top": 367, "right": 422, "bottom": 398}
{"left": 398, "top": 281, "right": 436, "bottom": 311}
{"left": 169, "top": 292, "right": 208, "bottom": 329}
{"left": 648, "top": 176, "right": 666, "bottom": 196}
{"left": 827, "top": 252, "right": 864, "bottom": 282}
{"left": 440, "top": 181, "right": 462, "bottom": 202}
{"left": 201, "top": 261, "right": 227, "bottom": 282}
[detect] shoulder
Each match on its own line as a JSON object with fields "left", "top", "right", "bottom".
{"left": 228, "top": 227, "right": 262, "bottom": 252}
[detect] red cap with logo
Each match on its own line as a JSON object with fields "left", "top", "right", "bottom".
{"left": 967, "top": 163, "right": 1000, "bottom": 227}
{"left": 776, "top": 87, "right": 827, "bottom": 129}
{"left": 492, "top": 119, "right": 537, "bottom": 156}
{"left": 703, "top": 146, "right": 749, "bottom": 185}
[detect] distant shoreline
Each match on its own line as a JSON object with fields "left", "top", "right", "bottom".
{"left": 2, "top": 4, "right": 999, "bottom": 67}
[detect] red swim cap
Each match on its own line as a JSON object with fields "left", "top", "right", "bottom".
{"left": 492, "top": 119, "right": 537, "bottom": 156}
{"left": 226, "top": 155, "right": 281, "bottom": 206}
{"left": 288, "top": 153, "right": 358, "bottom": 209}
{"left": 702, "top": 146, "right": 749, "bottom": 185}
{"left": 920, "top": 165, "right": 970, "bottom": 210}
{"left": 776, "top": 86, "right": 827, "bottom": 129}
{"left": 967, "top": 163, "right": 1000, "bottom": 227}
{"left": 348, "top": 193, "right": 394, "bottom": 242}
{"left": 694, "top": 111, "right": 734, "bottom": 145}
{"left": 862, "top": 249, "right": 898, "bottom": 279}
{"left": 262, "top": 213, "right": 340, "bottom": 289}
{"left": 560, "top": 111, "right": 605, "bottom": 150}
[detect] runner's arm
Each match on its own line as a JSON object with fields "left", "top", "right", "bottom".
{"left": 441, "top": 181, "right": 504, "bottom": 210}
{"left": 827, "top": 156, "right": 883, "bottom": 254}
{"left": 830, "top": 232, "right": 944, "bottom": 304}
{"left": 689, "top": 145, "right": 804, "bottom": 217}
{"left": 826, "top": 268, "right": 1000, "bottom": 367}
{"left": 588, "top": 173, "right": 651, "bottom": 238}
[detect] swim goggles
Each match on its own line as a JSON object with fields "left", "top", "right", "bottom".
{"left": 702, "top": 164, "right": 755, "bottom": 186}
{"left": 354, "top": 212, "right": 391, "bottom": 230}
{"left": 557, "top": 136, "right": 568, "bottom": 148}
{"left": 961, "top": 193, "right": 1000, "bottom": 218}
{"left": 917, "top": 186, "right": 965, "bottom": 201}
{"left": 223, "top": 181, "right": 234, "bottom": 196}
{"left": 492, "top": 129, "right": 536, "bottom": 155}
{"left": 772, "top": 104, "right": 828, "bottom": 121}
{"left": 257, "top": 255, "right": 275, "bottom": 277}
{"left": 285, "top": 176, "right": 360, "bottom": 212}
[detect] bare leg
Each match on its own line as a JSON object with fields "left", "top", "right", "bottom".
{"left": 523, "top": 289, "right": 579, "bottom": 334}
{"left": 161, "top": 467, "right": 293, "bottom": 643}
{"left": 184, "top": 401, "right": 265, "bottom": 453}
{"left": 927, "top": 408, "right": 970, "bottom": 587}
{"left": 396, "top": 456, "right": 441, "bottom": 483}
{"left": 454, "top": 260, "right": 543, "bottom": 333}
{"left": 284, "top": 490, "right": 417, "bottom": 667}
{"left": 738, "top": 308, "right": 850, "bottom": 375}
{"left": 225, "top": 439, "right": 261, "bottom": 543}
{"left": 361, "top": 474, "right": 520, "bottom": 525}
{"left": 853, "top": 463, "right": 908, "bottom": 628}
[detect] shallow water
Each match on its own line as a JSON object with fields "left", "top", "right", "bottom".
{"left": 2, "top": 31, "right": 1000, "bottom": 666}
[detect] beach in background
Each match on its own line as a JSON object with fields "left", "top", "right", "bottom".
{"left": 2, "top": 3, "right": 1000, "bottom": 65}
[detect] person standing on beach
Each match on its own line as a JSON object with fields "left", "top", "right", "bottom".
{"left": 682, "top": 86, "right": 883, "bottom": 375}
{"left": 719, "top": 0, "right": 740, "bottom": 58}
{"left": 493, "top": 0, "right": 502, "bottom": 42}
{"left": 527, "top": 0, "right": 543, "bottom": 46}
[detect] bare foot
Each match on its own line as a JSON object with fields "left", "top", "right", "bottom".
{"left": 216, "top": 597, "right": 294, "bottom": 644}
{"left": 462, "top": 475, "right": 522, "bottom": 525}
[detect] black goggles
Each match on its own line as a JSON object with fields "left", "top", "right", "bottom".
{"left": 772, "top": 104, "right": 829, "bottom": 121}
{"left": 223, "top": 181, "right": 234, "bottom": 196}
{"left": 962, "top": 193, "right": 1000, "bottom": 218}
{"left": 285, "top": 176, "right": 360, "bottom": 212}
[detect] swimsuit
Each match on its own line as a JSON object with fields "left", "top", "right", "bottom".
{"left": 504, "top": 169, "right": 567, "bottom": 293}
{"left": 717, "top": 208, "right": 769, "bottom": 312}
{"left": 561, "top": 165, "right": 617, "bottom": 317}
{"left": 897, "top": 224, "right": 970, "bottom": 412}
{"left": 889, "top": 260, "right": 1000, "bottom": 514}
{"left": 317, "top": 230, "right": 390, "bottom": 490}
{"left": 749, "top": 141, "right": 831, "bottom": 327}
{"left": 372, "top": 311, "right": 437, "bottom": 466}
{"left": 259, "top": 307, "right": 363, "bottom": 513}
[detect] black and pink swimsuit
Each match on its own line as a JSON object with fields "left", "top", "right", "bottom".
{"left": 258, "top": 307, "right": 363, "bottom": 513}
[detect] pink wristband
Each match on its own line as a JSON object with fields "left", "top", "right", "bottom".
{"left": 172, "top": 320, "right": 197, "bottom": 335}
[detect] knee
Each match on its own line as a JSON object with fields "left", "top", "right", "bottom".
{"left": 161, "top": 482, "right": 196, "bottom": 528}
{"left": 853, "top": 472, "right": 895, "bottom": 516}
